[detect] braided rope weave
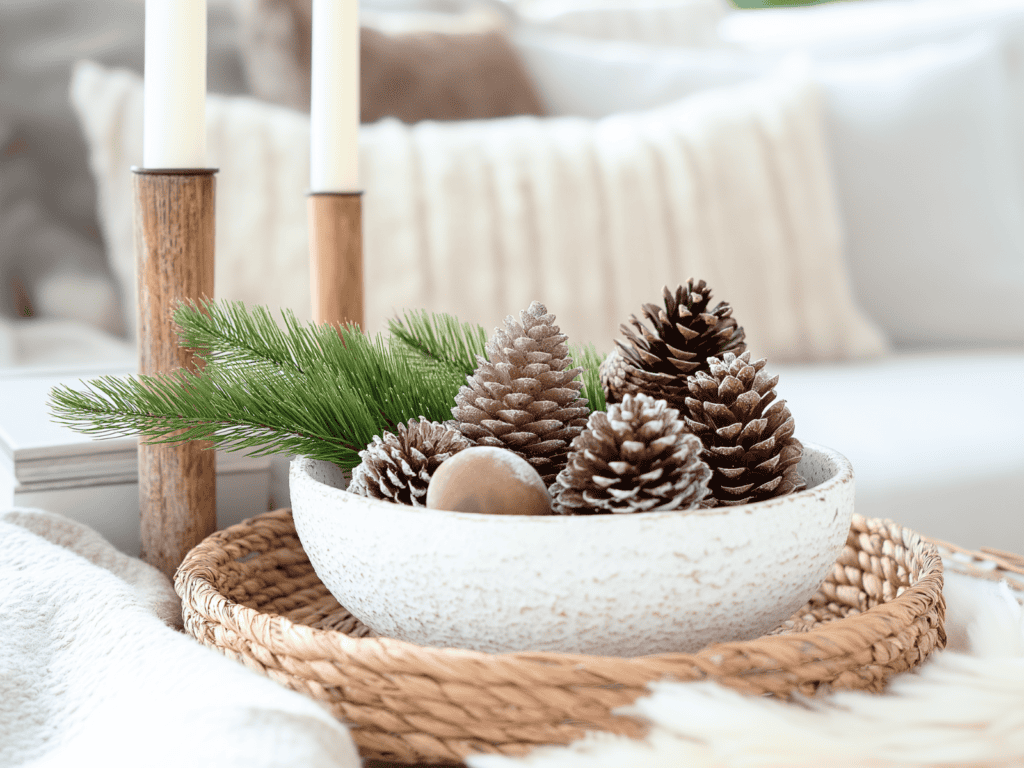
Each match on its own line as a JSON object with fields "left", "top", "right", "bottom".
{"left": 175, "top": 510, "right": 945, "bottom": 765}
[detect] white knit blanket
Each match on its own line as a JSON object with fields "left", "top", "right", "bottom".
{"left": 0, "top": 509, "right": 360, "bottom": 768}
{"left": 2, "top": 507, "right": 1022, "bottom": 768}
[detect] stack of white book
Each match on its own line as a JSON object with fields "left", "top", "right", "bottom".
{"left": 0, "top": 363, "right": 272, "bottom": 556}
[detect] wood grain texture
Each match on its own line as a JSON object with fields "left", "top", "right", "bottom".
{"left": 133, "top": 169, "right": 217, "bottom": 578}
{"left": 309, "top": 193, "right": 364, "bottom": 329}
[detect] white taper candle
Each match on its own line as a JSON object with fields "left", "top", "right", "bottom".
{"left": 310, "top": 0, "right": 360, "bottom": 193}
{"left": 143, "top": 0, "right": 207, "bottom": 169}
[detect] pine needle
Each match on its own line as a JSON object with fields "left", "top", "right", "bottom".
{"left": 570, "top": 343, "right": 606, "bottom": 412}
{"left": 50, "top": 367, "right": 367, "bottom": 466}
{"left": 388, "top": 309, "right": 488, "bottom": 377}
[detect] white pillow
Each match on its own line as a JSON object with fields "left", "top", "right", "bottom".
{"left": 514, "top": 0, "right": 729, "bottom": 47}
{"left": 719, "top": 0, "right": 1024, "bottom": 57}
{"left": 71, "top": 59, "right": 888, "bottom": 361}
{"left": 720, "top": 0, "right": 1024, "bottom": 210}
{"left": 816, "top": 37, "right": 1024, "bottom": 347}
{"left": 514, "top": 28, "right": 767, "bottom": 118}
{"left": 514, "top": 30, "right": 1024, "bottom": 347}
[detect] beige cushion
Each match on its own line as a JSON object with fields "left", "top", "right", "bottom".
{"left": 70, "top": 58, "right": 889, "bottom": 360}
{"left": 232, "top": 0, "right": 544, "bottom": 121}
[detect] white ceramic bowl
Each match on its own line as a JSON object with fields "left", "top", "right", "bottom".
{"left": 289, "top": 443, "right": 854, "bottom": 656}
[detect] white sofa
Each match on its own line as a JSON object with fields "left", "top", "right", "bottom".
{"left": 1, "top": 0, "right": 1022, "bottom": 554}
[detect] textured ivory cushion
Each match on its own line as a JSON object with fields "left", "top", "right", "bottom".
{"left": 71, "top": 58, "right": 888, "bottom": 360}
{"left": 233, "top": 0, "right": 543, "bottom": 121}
{"left": 515, "top": 29, "right": 1024, "bottom": 348}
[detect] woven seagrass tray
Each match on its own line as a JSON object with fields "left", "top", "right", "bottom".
{"left": 176, "top": 509, "right": 946, "bottom": 766}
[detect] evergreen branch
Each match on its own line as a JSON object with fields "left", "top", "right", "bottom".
{"left": 388, "top": 309, "right": 488, "bottom": 377}
{"left": 49, "top": 326, "right": 468, "bottom": 469}
{"left": 48, "top": 300, "right": 607, "bottom": 472}
{"left": 174, "top": 299, "right": 334, "bottom": 373}
{"left": 175, "top": 299, "right": 468, "bottom": 425}
{"left": 49, "top": 368, "right": 365, "bottom": 467}
{"left": 570, "top": 343, "right": 607, "bottom": 412}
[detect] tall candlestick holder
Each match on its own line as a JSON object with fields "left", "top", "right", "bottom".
{"left": 132, "top": 167, "right": 217, "bottom": 579}
{"left": 308, "top": 192, "right": 364, "bottom": 328}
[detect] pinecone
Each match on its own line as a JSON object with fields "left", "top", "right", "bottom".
{"left": 606, "top": 280, "right": 747, "bottom": 408}
{"left": 451, "top": 301, "right": 590, "bottom": 485}
{"left": 348, "top": 417, "right": 471, "bottom": 506}
{"left": 683, "top": 352, "right": 805, "bottom": 507}
{"left": 598, "top": 348, "right": 633, "bottom": 405}
{"left": 552, "top": 393, "right": 711, "bottom": 515}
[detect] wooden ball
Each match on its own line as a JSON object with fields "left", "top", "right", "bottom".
{"left": 426, "top": 446, "right": 552, "bottom": 516}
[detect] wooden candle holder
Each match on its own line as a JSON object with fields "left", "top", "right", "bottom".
{"left": 308, "top": 192, "right": 364, "bottom": 328}
{"left": 132, "top": 168, "right": 217, "bottom": 578}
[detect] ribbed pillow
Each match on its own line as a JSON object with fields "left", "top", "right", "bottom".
{"left": 71, "top": 59, "right": 888, "bottom": 360}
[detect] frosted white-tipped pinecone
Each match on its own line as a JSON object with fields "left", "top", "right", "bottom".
{"left": 451, "top": 301, "right": 590, "bottom": 485}
{"left": 683, "top": 352, "right": 804, "bottom": 506}
{"left": 605, "top": 280, "right": 747, "bottom": 409}
{"left": 552, "top": 392, "right": 711, "bottom": 514}
{"left": 348, "top": 417, "right": 471, "bottom": 506}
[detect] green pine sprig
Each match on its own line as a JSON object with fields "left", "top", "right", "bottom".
{"left": 51, "top": 302, "right": 467, "bottom": 469}
{"left": 48, "top": 300, "right": 608, "bottom": 470}
{"left": 174, "top": 299, "right": 347, "bottom": 373}
{"left": 388, "top": 308, "right": 489, "bottom": 377}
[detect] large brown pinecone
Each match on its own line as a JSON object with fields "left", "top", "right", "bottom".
{"left": 451, "top": 301, "right": 591, "bottom": 485}
{"left": 604, "top": 280, "right": 747, "bottom": 409}
{"left": 683, "top": 352, "right": 804, "bottom": 506}
{"left": 348, "top": 417, "right": 471, "bottom": 506}
{"left": 552, "top": 393, "right": 711, "bottom": 515}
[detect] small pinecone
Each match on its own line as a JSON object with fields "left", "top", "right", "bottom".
{"left": 683, "top": 352, "right": 805, "bottom": 506}
{"left": 552, "top": 393, "right": 711, "bottom": 515}
{"left": 451, "top": 301, "right": 590, "bottom": 485}
{"left": 348, "top": 417, "right": 471, "bottom": 506}
{"left": 606, "top": 280, "right": 747, "bottom": 409}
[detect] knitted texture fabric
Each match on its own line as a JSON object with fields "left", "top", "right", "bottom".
{"left": 70, "top": 60, "right": 890, "bottom": 359}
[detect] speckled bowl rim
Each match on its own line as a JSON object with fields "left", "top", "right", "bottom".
{"left": 293, "top": 441, "right": 852, "bottom": 522}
